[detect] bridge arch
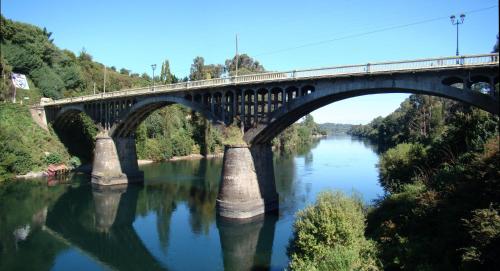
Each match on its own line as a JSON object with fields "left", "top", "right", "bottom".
{"left": 110, "top": 95, "right": 217, "bottom": 138}
{"left": 53, "top": 105, "right": 86, "bottom": 129}
{"left": 442, "top": 76, "right": 465, "bottom": 87}
{"left": 51, "top": 105, "right": 100, "bottom": 163}
{"left": 245, "top": 79, "right": 499, "bottom": 144}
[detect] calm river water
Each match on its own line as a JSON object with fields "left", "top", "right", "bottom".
{"left": 0, "top": 135, "right": 383, "bottom": 271}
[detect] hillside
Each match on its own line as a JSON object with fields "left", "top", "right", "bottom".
{"left": 0, "top": 14, "right": 324, "bottom": 179}
{"left": 0, "top": 15, "right": 150, "bottom": 102}
{"left": 0, "top": 103, "right": 72, "bottom": 179}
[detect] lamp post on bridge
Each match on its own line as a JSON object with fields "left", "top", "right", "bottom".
{"left": 450, "top": 14, "right": 465, "bottom": 62}
{"left": 151, "top": 64, "right": 157, "bottom": 91}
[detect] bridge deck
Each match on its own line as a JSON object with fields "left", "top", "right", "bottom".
{"left": 42, "top": 53, "right": 499, "bottom": 106}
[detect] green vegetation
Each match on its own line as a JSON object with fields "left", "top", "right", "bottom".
{"left": 0, "top": 180, "right": 69, "bottom": 271}
{"left": 0, "top": 15, "right": 150, "bottom": 101}
{"left": 348, "top": 95, "right": 451, "bottom": 148}
{"left": 319, "top": 123, "right": 353, "bottom": 135}
{"left": 0, "top": 104, "right": 70, "bottom": 179}
{"left": 0, "top": 15, "right": 324, "bottom": 178}
{"left": 288, "top": 191, "right": 380, "bottom": 271}
{"left": 273, "top": 115, "right": 325, "bottom": 153}
{"left": 348, "top": 91, "right": 499, "bottom": 269}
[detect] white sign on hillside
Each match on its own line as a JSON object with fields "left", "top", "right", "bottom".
{"left": 11, "top": 73, "right": 30, "bottom": 90}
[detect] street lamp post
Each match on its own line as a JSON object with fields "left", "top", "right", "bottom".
{"left": 151, "top": 64, "right": 157, "bottom": 91}
{"left": 450, "top": 14, "right": 465, "bottom": 59}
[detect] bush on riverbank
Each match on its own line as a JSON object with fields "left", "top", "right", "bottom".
{"left": 367, "top": 142, "right": 500, "bottom": 269}
{"left": 378, "top": 143, "right": 426, "bottom": 193}
{"left": 288, "top": 191, "right": 381, "bottom": 271}
{"left": 361, "top": 97, "right": 500, "bottom": 269}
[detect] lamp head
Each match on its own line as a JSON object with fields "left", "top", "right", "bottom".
{"left": 450, "top": 15, "right": 456, "bottom": 24}
{"left": 460, "top": 14, "right": 465, "bottom": 23}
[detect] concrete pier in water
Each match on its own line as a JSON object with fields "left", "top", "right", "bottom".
{"left": 91, "top": 134, "right": 143, "bottom": 186}
{"left": 217, "top": 144, "right": 279, "bottom": 219}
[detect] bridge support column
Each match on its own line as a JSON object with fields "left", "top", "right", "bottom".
{"left": 217, "top": 144, "right": 279, "bottom": 219}
{"left": 91, "top": 134, "right": 143, "bottom": 186}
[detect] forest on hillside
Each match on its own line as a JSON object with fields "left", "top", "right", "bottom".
{"left": 0, "top": 15, "right": 322, "bottom": 179}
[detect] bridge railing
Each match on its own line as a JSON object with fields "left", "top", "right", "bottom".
{"left": 42, "top": 53, "right": 498, "bottom": 106}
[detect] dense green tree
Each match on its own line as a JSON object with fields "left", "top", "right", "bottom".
{"left": 119, "top": 68, "right": 130, "bottom": 75}
{"left": 361, "top": 92, "right": 499, "bottom": 270}
{"left": 160, "top": 59, "right": 175, "bottom": 84}
{"left": 378, "top": 143, "right": 426, "bottom": 193}
{"left": 288, "top": 191, "right": 381, "bottom": 271}
{"left": 189, "top": 56, "right": 223, "bottom": 81}
{"left": 225, "top": 53, "right": 265, "bottom": 76}
{"left": 30, "top": 65, "right": 65, "bottom": 99}
{"left": 77, "top": 48, "right": 93, "bottom": 62}
{"left": 1, "top": 42, "right": 43, "bottom": 74}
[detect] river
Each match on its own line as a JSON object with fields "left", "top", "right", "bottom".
{"left": 0, "top": 135, "right": 383, "bottom": 271}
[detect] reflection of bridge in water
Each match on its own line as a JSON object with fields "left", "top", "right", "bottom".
{"left": 43, "top": 183, "right": 278, "bottom": 271}
{"left": 45, "top": 185, "right": 165, "bottom": 271}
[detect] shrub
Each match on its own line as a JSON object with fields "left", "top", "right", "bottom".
{"left": 2, "top": 43, "right": 43, "bottom": 73}
{"left": 69, "top": 156, "right": 81, "bottom": 168}
{"left": 378, "top": 143, "right": 426, "bottom": 193}
{"left": 460, "top": 206, "right": 500, "bottom": 268}
{"left": 288, "top": 190, "right": 381, "bottom": 271}
{"left": 44, "top": 153, "right": 63, "bottom": 165}
{"left": 30, "top": 65, "right": 64, "bottom": 98}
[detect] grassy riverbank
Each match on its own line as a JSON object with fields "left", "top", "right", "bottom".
{"left": 0, "top": 103, "right": 71, "bottom": 180}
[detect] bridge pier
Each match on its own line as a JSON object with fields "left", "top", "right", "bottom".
{"left": 217, "top": 144, "right": 279, "bottom": 219}
{"left": 91, "top": 134, "right": 143, "bottom": 186}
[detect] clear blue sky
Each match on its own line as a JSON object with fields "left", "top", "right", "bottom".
{"left": 2, "top": 0, "right": 498, "bottom": 124}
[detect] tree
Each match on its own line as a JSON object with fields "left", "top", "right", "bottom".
{"left": 78, "top": 48, "right": 93, "bottom": 62}
{"left": 2, "top": 43, "right": 43, "bottom": 74}
{"left": 190, "top": 56, "right": 205, "bottom": 81}
{"left": 119, "top": 68, "right": 130, "bottom": 75}
{"left": 189, "top": 56, "right": 223, "bottom": 81}
{"left": 160, "top": 60, "right": 174, "bottom": 84}
{"left": 30, "top": 65, "right": 65, "bottom": 98}
{"left": 225, "top": 54, "right": 265, "bottom": 76}
{"left": 141, "top": 73, "right": 151, "bottom": 81}
{"left": 288, "top": 191, "right": 380, "bottom": 271}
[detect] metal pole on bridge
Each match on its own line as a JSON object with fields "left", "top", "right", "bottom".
{"left": 151, "top": 64, "right": 157, "bottom": 91}
{"left": 450, "top": 14, "right": 465, "bottom": 63}
{"left": 103, "top": 66, "right": 107, "bottom": 94}
{"left": 235, "top": 34, "right": 239, "bottom": 77}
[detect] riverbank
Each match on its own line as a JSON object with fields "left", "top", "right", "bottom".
{"left": 14, "top": 153, "right": 225, "bottom": 180}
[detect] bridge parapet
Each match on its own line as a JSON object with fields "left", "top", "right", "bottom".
{"left": 40, "top": 53, "right": 498, "bottom": 107}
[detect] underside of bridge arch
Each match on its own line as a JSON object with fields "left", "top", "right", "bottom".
{"left": 52, "top": 109, "right": 98, "bottom": 164}
{"left": 110, "top": 96, "right": 217, "bottom": 138}
{"left": 245, "top": 84, "right": 499, "bottom": 145}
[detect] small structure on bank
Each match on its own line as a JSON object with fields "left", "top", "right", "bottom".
{"left": 46, "top": 163, "right": 69, "bottom": 177}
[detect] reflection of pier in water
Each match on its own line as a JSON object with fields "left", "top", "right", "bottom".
{"left": 43, "top": 177, "right": 279, "bottom": 271}
{"left": 217, "top": 214, "right": 278, "bottom": 271}
{"left": 44, "top": 184, "right": 166, "bottom": 271}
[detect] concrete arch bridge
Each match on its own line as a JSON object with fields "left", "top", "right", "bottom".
{"left": 35, "top": 53, "right": 499, "bottom": 219}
